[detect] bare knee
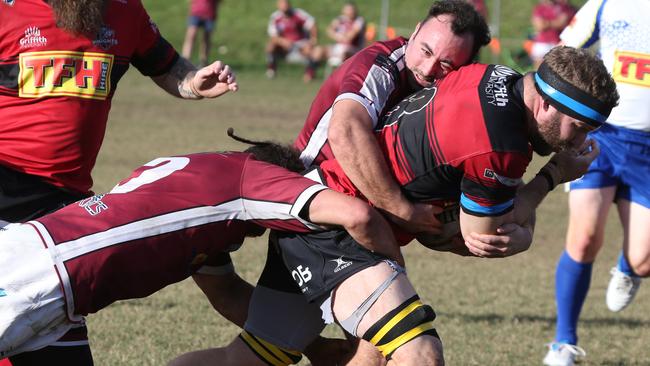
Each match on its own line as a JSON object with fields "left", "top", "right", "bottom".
{"left": 566, "top": 231, "right": 604, "bottom": 262}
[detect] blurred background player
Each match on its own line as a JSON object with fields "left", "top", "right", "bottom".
{"left": 543, "top": 1, "right": 650, "bottom": 366}
{"left": 529, "top": 0, "right": 576, "bottom": 68}
{"left": 0, "top": 0, "right": 237, "bottom": 364}
{"left": 311, "top": 2, "right": 366, "bottom": 72}
{"left": 265, "top": 0, "right": 318, "bottom": 82}
{"left": 182, "top": 0, "right": 222, "bottom": 67}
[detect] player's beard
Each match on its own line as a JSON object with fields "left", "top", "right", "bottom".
{"left": 532, "top": 116, "right": 572, "bottom": 156}
{"left": 48, "top": 0, "right": 107, "bottom": 36}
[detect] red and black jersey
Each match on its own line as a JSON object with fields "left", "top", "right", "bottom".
{"left": 295, "top": 37, "right": 417, "bottom": 167}
{"left": 319, "top": 63, "right": 531, "bottom": 231}
{"left": 27, "top": 152, "right": 327, "bottom": 320}
{"left": 0, "top": 0, "right": 179, "bottom": 194}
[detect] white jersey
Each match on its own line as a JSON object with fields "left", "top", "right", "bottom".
{"left": 560, "top": 0, "right": 650, "bottom": 131}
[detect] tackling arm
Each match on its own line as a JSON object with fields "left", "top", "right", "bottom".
{"left": 307, "top": 189, "right": 403, "bottom": 265}
{"left": 191, "top": 272, "right": 254, "bottom": 328}
{"left": 328, "top": 100, "right": 442, "bottom": 235}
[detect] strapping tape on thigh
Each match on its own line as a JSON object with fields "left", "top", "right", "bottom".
{"left": 338, "top": 260, "right": 405, "bottom": 336}
{"left": 239, "top": 330, "right": 303, "bottom": 366}
{"left": 362, "top": 295, "right": 438, "bottom": 358}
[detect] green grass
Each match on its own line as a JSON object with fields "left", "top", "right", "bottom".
{"left": 81, "top": 1, "right": 650, "bottom": 365}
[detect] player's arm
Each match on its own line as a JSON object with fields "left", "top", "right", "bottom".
{"left": 306, "top": 189, "right": 403, "bottom": 265}
{"left": 463, "top": 141, "right": 599, "bottom": 257}
{"left": 151, "top": 57, "right": 238, "bottom": 100}
{"left": 328, "top": 99, "right": 442, "bottom": 235}
{"left": 191, "top": 260, "right": 253, "bottom": 328}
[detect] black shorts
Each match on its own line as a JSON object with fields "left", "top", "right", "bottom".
{"left": 270, "top": 229, "right": 387, "bottom": 302}
{"left": 0, "top": 164, "right": 86, "bottom": 222}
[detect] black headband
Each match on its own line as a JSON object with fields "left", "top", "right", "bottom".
{"left": 534, "top": 62, "right": 612, "bottom": 128}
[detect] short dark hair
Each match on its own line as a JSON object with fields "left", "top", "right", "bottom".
{"left": 422, "top": 0, "right": 491, "bottom": 61}
{"left": 227, "top": 128, "right": 304, "bottom": 173}
{"left": 543, "top": 46, "right": 619, "bottom": 112}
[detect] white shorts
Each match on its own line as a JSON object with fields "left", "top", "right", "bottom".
{"left": 0, "top": 224, "right": 71, "bottom": 358}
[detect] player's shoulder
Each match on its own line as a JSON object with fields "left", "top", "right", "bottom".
{"left": 293, "top": 8, "right": 313, "bottom": 20}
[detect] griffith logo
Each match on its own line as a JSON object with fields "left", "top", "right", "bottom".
{"left": 20, "top": 26, "right": 48, "bottom": 49}
{"left": 330, "top": 256, "right": 352, "bottom": 273}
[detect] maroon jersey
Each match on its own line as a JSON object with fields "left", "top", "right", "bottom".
{"left": 0, "top": 0, "right": 178, "bottom": 194}
{"left": 267, "top": 8, "right": 314, "bottom": 42}
{"left": 295, "top": 37, "right": 417, "bottom": 167}
{"left": 28, "top": 152, "right": 327, "bottom": 320}
{"left": 318, "top": 63, "right": 532, "bottom": 242}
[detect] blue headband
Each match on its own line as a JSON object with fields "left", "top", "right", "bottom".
{"left": 534, "top": 62, "right": 611, "bottom": 128}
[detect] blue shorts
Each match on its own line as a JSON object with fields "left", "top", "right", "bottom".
{"left": 187, "top": 15, "right": 216, "bottom": 33}
{"left": 569, "top": 124, "right": 650, "bottom": 209}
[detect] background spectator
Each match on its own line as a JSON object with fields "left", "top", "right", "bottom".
{"left": 312, "top": 1, "right": 366, "bottom": 71}
{"left": 182, "top": 0, "right": 222, "bottom": 67}
{"left": 529, "top": 0, "right": 576, "bottom": 68}
{"left": 266, "top": 0, "right": 318, "bottom": 82}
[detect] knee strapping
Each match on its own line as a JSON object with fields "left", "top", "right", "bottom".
{"left": 361, "top": 295, "right": 439, "bottom": 358}
{"left": 238, "top": 330, "right": 303, "bottom": 366}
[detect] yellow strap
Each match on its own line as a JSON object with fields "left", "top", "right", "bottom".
{"left": 376, "top": 322, "right": 435, "bottom": 357}
{"left": 240, "top": 331, "right": 286, "bottom": 366}
{"left": 369, "top": 300, "right": 424, "bottom": 345}
{"left": 255, "top": 334, "right": 301, "bottom": 364}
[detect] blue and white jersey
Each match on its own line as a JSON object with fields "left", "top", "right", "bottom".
{"left": 561, "top": 0, "right": 650, "bottom": 131}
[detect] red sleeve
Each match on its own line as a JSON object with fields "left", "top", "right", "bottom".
{"left": 241, "top": 158, "right": 329, "bottom": 232}
{"left": 460, "top": 151, "right": 529, "bottom": 216}
{"left": 130, "top": 0, "right": 179, "bottom": 77}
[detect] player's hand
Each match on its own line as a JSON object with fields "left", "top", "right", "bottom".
{"left": 552, "top": 139, "right": 600, "bottom": 184}
{"left": 390, "top": 201, "right": 444, "bottom": 235}
{"left": 191, "top": 60, "right": 238, "bottom": 98}
{"left": 464, "top": 222, "right": 533, "bottom": 258}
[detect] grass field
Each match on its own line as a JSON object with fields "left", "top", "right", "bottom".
{"left": 80, "top": 0, "right": 649, "bottom": 365}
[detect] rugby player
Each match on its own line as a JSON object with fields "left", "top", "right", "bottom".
{"left": 544, "top": 1, "right": 650, "bottom": 364}
{"left": 295, "top": 0, "right": 491, "bottom": 235}
{"left": 1, "top": 1, "right": 238, "bottom": 363}
{"left": 0, "top": 141, "right": 401, "bottom": 362}
{"left": 170, "top": 46, "right": 619, "bottom": 366}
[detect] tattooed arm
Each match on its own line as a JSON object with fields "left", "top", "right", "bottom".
{"left": 151, "top": 57, "right": 238, "bottom": 100}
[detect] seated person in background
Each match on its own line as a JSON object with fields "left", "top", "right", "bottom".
{"left": 266, "top": 0, "right": 318, "bottom": 82}
{"left": 530, "top": 0, "right": 576, "bottom": 68}
{"left": 312, "top": 2, "right": 366, "bottom": 69}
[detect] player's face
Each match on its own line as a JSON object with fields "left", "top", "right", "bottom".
{"left": 277, "top": 0, "right": 290, "bottom": 13}
{"left": 405, "top": 15, "right": 474, "bottom": 88}
{"left": 342, "top": 4, "right": 357, "bottom": 19}
{"left": 535, "top": 105, "right": 595, "bottom": 154}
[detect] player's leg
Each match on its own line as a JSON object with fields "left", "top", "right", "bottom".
{"left": 543, "top": 186, "right": 615, "bottom": 366}
{"left": 331, "top": 262, "right": 443, "bottom": 366}
{"left": 605, "top": 126, "right": 650, "bottom": 312}
{"left": 606, "top": 194, "right": 650, "bottom": 311}
{"left": 182, "top": 16, "right": 200, "bottom": 61}
{"left": 199, "top": 20, "right": 215, "bottom": 68}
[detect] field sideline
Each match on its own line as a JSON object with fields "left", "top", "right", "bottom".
{"left": 82, "top": 0, "right": 648, "bottom": 365}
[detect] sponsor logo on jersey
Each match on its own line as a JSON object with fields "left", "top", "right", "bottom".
{"left": 330, "top": 256, "right": 352, "bottom": 273}
{"left": 0, "top": 288, "right": 6, "bottom": 297}
{"left": 613, "top": 51, "right": 650, "bottom": 88}
{"left": 485, "top": 65, "right": 518, "bottom": 107}
{"left": 93, "top": 26, "right": 118, "bottom": 50}
{"left": 20, "top": 26, "right": 47, "bottom": 49}
{"left": 78, "top": 194, "right": 109, "bottom": 216}
{"left": 19, "top": 51, "right": 113, "bottom": 100}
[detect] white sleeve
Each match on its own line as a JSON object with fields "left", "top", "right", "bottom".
{"left": 560, "top": 0, "right": 605, "bottom": 48}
